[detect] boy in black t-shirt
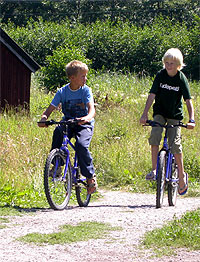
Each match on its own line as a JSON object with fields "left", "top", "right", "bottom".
{"left": 140, "top": 48, "right": 195, "bottom": 195}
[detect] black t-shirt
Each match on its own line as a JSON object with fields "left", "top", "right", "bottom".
{"left": 150, "top": 69, "right": 191, "bottom": 120}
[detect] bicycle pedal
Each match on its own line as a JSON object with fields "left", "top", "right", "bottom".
{"left": 171, "top": 182, "right": 178, "bottom": 187}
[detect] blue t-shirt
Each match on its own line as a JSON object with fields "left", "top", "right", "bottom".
{"left": 51, "top": 83, "right": 94, "bottom": 124}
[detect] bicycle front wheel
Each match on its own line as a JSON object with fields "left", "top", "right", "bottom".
{"left": 156, "top": 150, "right": 166, "bottom": 208}
{"left": 44, "top": 149, "right": 72, "bottom": 210}
{"left": 75, "top": 167, "right": 91, "bottom": 207}
{"left": 168, "top": 157, "right": 178, "bottom": 206}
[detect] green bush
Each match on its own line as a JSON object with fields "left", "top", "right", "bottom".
{"left": 2, "top": 18, "right": 73, "bottom": 66}
{"left": 2, "top": 16, "right": 199, "bottom": 80}
{"left": 40, "top": 45, "right": 92, "bottom": 91}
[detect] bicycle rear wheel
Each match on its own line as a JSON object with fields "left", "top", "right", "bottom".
{"left": 156, "top": 150, "right": 166, "bottom": 208}
{"left": 168, "top": 157, "right": 178, "bottom": 206}
{"left": 44, "top": 149, "right": 72, "bottom": 210}
{"left": 75, "top": 167, "right": 91, "bottom": 207}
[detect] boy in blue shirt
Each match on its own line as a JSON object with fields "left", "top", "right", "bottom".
{"left": 38, "top": 60, "right": 97, "bottom": 194}
{"left": 140, "top": 48, "right": 195, "bottom": 195}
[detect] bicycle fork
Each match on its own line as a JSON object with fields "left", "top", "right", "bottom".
{"left": 156, "top": 150, "right": 178, "bottom": 186}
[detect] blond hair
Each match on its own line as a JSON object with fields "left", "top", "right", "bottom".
{"left": 162, "top": 48, "right": 185, "bottom": 70}
{"left": 65, "top": 60, "right": 88, "bottom": 78}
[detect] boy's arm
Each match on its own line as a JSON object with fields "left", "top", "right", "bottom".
{"left": 185, "top": 99, "right": 195, "bottom": 129}
{"left": 38, "top": 104, "right": 56, "bottom": 127}
{"left": 140, "top": 93, "right": 156, "bottom": 124}
{"left": 77, "top": 101, "right": 95, "bottom": 125}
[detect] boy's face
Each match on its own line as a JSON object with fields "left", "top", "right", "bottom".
{"left": 70, "top": 70, "right": 88, "bottom": 88}
{"left": 164, "top": 58, "right": 180, "bottom": 77}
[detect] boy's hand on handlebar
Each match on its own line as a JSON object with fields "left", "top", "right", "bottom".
{"left": 38, "top": 117, "right": 48, "bottom": 128}
{"left": 187, "top": 122, "right": 195, "bottom": 129}
{"left": 76, "top": 116, "right": 89, "bottom": 125}
{"left": 140, "top": 115, "right": 148, "bottom": 125}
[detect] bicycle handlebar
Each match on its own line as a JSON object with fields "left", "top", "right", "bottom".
{"left": 37, "top": 119, "right": 80, "bottom": 126}
{"left": 145, "top": 120, "right": 187, "bottom": 129}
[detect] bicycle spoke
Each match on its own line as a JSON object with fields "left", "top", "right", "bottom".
{"left": 44, "top": 149, "right": 72, "bottom": 210}
{"left": 75, "top": 167, "right": 91, "bottom": 207}
{"left": 156, "top": 151, "right": 166, "bottom": 208}
{"left": 168, "top": 157, "right": 178, "bottom": 206}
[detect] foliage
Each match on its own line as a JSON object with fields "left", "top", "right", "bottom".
{"left": 142, "top": 209, "right": 200, "bottom": 255}
{"left": 85, "top": 17, "right": 199, "bottom": 78}
{"left": 2, "top": 16, "right": 199, "bottom": 83}
{"left": 1, "top": 18, "right": 73, "bottom": 66}
{"left": 40, "top": 45, "right": 92, "bottom": 90}
{"left": 18, "top": 221, "right": 121, "bottom": 245}
{"left": 1, "top": 0, "right": 199, "bottom": 28}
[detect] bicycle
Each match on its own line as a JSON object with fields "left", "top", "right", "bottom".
{"left": 38, "top": 119, "right": 91, "bottom": 210}
{"left": 145, "top": 120, "right": 187, "bottom": 208}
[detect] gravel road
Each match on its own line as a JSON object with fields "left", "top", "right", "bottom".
{"left": 0, "top": 190, "right": 200, "bottom": 262}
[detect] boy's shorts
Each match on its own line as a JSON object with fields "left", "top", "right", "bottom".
{"left": 148, "top": 114, "right": 182, "bottom": 154}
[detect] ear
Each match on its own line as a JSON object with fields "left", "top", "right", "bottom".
{"left": 69, "top": 75, "right": 75, "bottom": 81}
{"left": 177, "top": 65, "right": 182, "bottom": 70}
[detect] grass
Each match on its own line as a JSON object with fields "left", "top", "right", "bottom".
{"left": 0, "top": 206, "right": 27, "bottom": 216}
{"left": 0, "top": 217, "right": 10, "bottom": 229}
{"left": 142, "top": 208, "right": 200, "bottom": 256}
{"left": 18, "top": 221, "right": 122, "bottom": 245}
{"left": 0, "top": 72, "right": 199, "bottom": 208}
{"left": 0, "top": 206, "right": 27, "bottom": 229}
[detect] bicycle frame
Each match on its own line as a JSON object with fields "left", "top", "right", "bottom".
{"left": 58, "top": 125, "right": 87, "bottom": 186}
{"left": 156, "top": 126, "right": 178, "bottom": 184}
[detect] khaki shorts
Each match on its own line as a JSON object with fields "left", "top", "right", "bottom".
{"left": 148, "top": 115, "right": 182, "bottom": 154}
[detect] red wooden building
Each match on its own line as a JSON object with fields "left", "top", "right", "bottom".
{"left": 0, "top": 27, "right": 40, "bottom": 110}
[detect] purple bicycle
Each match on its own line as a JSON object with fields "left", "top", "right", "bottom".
{"left": 38, "top": 119, "right": 91, "bottom": 210}
{"left": 145, "top": 120, "right": 187, "bottom": 208}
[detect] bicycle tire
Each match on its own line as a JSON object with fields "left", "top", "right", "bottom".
{"left": 168, "top": 157, "right": 178, "bottom": 206}
{"left": 75, "top": 167, "right": 91, "bottom": 207}
{"left": 156, "top": 150, "right": 166, "bottom": 208}
{"left": 44, "top": 149, "right": 72, "bottom": 210}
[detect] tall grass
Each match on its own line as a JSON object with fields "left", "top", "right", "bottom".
{"left": 0, "top": 73, "right": 199, "bottom": 207}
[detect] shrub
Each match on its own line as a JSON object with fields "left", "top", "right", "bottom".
{"left": 2, "top": 18, "right": 73, "bottom": 66}
{"left": 40, "top": 45, "right": 92, "bottom": 91}
{"left": 2, "top": 16, "right": 199, "bottom": 80}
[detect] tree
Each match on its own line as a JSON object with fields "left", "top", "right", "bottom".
{"left": 1, "top": 0, "right": 199, "bottom": 28}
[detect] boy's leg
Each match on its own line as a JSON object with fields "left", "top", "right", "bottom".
{"left": 174, "top": 153, "right": 184, "bottom": 185}
{"left": 167, "top": 119, "right": 187, "bottom": 194}
{"left": 147, "top": 115, "right": 165, "bottom": 179}
{"left": 74, "top": 124, "right": 95, "bottom": 179}
{"left": 174, "top": 153, "right": 188, "bottom": 194}
{"left": 151, "top": 145, "right": 159, "bottom": 172}
{"left": 51, "top": 125, "right": 64, "bottom": 150}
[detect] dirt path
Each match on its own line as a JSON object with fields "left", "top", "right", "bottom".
{"left": 0, "top": 190, "right": 200, "bottom": 262}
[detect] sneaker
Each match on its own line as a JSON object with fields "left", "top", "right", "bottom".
{"left": 146, "top": 170, "right": 156, "bottom": 180}
{"left": 87, "top": 174, "right": 98, "bottom": 194}
{"left": 49, "top": 166, "right": 62, "bottom": 178}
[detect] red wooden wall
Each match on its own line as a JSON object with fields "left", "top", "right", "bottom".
{"left": 0, "top": 42, "right": 31, "bottom": 109}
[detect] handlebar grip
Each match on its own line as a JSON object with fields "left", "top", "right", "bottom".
{"left": 146, "top": 120, "right": 153, "bottom": 124}
{"left": 179, "top": 122, "right": 188, "bottom": 128}
{"left": 37, "top": 120, "right": 56, "bottom": 126}
{"left": 145, "top": 120, "right": 163, "bottom": 127}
